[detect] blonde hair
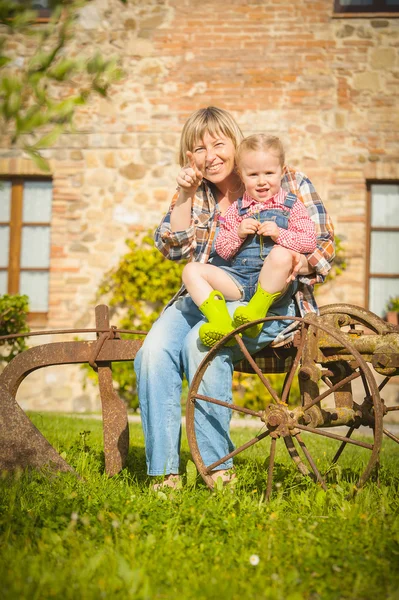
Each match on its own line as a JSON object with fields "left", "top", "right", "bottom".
{"left": 178, "top": 106, "right": 243, "bottom": 167}
{"left": 235, "top": 134, "right": 285, "bottom": 169}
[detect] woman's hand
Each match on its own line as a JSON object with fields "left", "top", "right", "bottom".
{"left": 238, "top": 218, "right": 259, "bottom": 239}
{"left": 176, "top": 151, "right": 204, "bottom": 194}
{"left": 285, "top": 250, "right": 312, "bottom": 282}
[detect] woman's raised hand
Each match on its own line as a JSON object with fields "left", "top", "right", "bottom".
{"left": 176, "top": 151, "right": 204, "bottom": 193}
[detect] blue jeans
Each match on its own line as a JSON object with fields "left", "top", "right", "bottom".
{"left": 134, "top": 283, "right": 298, "bottom": 475}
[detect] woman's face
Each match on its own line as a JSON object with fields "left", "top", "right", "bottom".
{"left": 191, "top": 131, "right": 236, "bottom": 183}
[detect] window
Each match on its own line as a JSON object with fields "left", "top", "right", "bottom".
{"left": 0, "top": 178, "right": 52, "bottom": 315}
{"left": 16, "top": 0, "right": 62, "bottom": 20}
{"left": 334, "top": 0, "right": 399, "bottom": 14}
{"left": 366, "top": 183, "right": 399, "bottom": 317}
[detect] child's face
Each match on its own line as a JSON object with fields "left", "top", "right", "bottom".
{"left": 238, "top": 150, "right": 283, "bottom": 202}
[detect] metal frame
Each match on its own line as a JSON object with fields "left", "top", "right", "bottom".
{"left": 0, "top": 305, "right": 144, "bottom": 476}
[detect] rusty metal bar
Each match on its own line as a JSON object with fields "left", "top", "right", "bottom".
{"left": 265, "top": 437, "right": 277, "bottom": 501}
{"left": 95, "top": 305, "right": 130, "bottom": 477}
{"left": 0, "top": 338, "right": 143, "bottom": 398}
{"left": 303, "top": 370, "right": 361, "bottom": 411}
{"left": 193, "top": 393, "right": 262, "bottom": 418}
{"left": 205, "top": 430, "right": 270, "bottom": 473}
{"left": 236, "top": 335, "right": 281, "bottom": 404}
{"left": 296, "top": 434, "right": 327, "bottom": 490}
{"left": 331, "top": 425, "right": 356, "bottom": 465}
{"left": 379, "top": 377, "right": 391, "bottom": 392}
{"left": 294, "top": 423, "right": 373, "bottom": 450}
{"left": 383, "top": 428, "right": 399, "bottom": 444}
{"left": 0, "top": 327, "right": 148, "bottom": 342}
{"left": 280, "top": 322, "right": 307, "bottom": 405}
{"left": 284, "top": 435, "right": 310, "bottom": 476}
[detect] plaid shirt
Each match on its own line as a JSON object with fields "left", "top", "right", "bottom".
{"left": 155, "top": 166, "right": 335, "bottom": 333}
{"left": 216, "top": 189, "right": 317, "bottom": 260}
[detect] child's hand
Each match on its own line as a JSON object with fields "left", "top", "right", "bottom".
{"left": 176, "top": 151, "right": 204, "bottom": 193}
{"left": 257, "top": 220, "right": 280, "bottom": 241}
{"left": 238, "top": 218, "right": 259, "bottom": 239}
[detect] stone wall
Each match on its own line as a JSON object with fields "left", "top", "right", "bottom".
{"left": 1, "top": 0, "right": 398, "bottom": 411}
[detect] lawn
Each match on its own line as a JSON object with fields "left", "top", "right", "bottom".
{"left": 0, "top": 413, "right": 398, "bottom": 600}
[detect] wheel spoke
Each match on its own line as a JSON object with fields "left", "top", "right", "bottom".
{"left": 205, "top": 430, "right": 270, "bottom": 472}
{"left": 360, "top": 370, "right": 371, "bottom": 399}
{"left": 236, "top": 335, "right": 280, "bottom": 404}
{"left": 330, "top": 425, "right": 355, "bottom": 465}
{"left": 378, "top": 376, "right": 391, "bottom": 392}
{"left": 280, "top": 323, "right": 307, "bottom": 405}
{"left": 265, "top": 437, "right": 277, "bottom": 501}
{"left": 296, "top": 434, "right": 327, "bottom": 490}
{"left": 283, "top": 435, "right": 310, "bottom": 476}
{"left": 304, "top": 370, "right": 361, "bottom": 411}
{"left": 193, "top": 393, "right": 262, "bottom": 418}
{"left": 294, "top": 423, "right": 374, "bottom": 450}
{"left": 383, "top": 428, "right": 399, "bottom": 444}
{"left": 321, "top": 375, "right": 333, "bottom": 389}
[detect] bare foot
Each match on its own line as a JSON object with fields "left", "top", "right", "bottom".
{"left": 152, "top": 474, "right": 182, "bottom": 491}
{"left": 209, "top": 469, "right": 237, "bottom": 485}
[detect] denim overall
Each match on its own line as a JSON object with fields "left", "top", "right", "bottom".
{"left": 219, "top": 192, "right": 297, "bottom": 302}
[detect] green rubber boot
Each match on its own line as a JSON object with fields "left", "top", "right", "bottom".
{"left": 233, "top": 284, "right": 281, "bottom": 337}
{"left": 199, "top": 290, "right": 236, "bottom": 347}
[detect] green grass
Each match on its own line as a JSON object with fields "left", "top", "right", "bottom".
{"left": 1, "top": 413, "right": 399, "bottom": 600}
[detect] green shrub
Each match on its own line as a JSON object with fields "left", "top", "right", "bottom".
{"left": 385, "top": 296, "right": 399, "bottom": 313}
{"left": 233, "top": 371, "right": 301, "bottom": 410}
{"left": 90, "top": 233, "right": 184, "bottom": 410}
{"left": 0, "top": 294, "right": 29, "bottom": 363}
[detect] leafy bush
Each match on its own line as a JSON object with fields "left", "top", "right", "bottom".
{"left": 233, "top": 371, "right": 301, "bottom": 410}
{"left": 385, "top": 296, "right": 399, "bottom": 313}
{"left": 0, "top": 294, "right": 29, "bottom": 363}
{"left": 91, "top": 233, "right": 184, "bottom": 410}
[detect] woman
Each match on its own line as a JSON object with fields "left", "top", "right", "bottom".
{"left": 134, "top": 107, "right": 335, "bottom": 489}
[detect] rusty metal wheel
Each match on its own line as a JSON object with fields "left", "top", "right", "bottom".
{"left": 186, "top": 315, "right": 383, "bottom": 498}
{"left": 320, "top": 304, "right": 399, "bottom": 451}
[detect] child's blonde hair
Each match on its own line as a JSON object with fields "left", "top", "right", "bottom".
{"left": 235, "top": 134, "right": 285, "bottom": 170}
{"left": 179, "top": 106, "right": 243, "bottom": 167}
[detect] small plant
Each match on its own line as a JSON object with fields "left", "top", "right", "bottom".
{"left": 0, "top": 294, "right": 29, "bottom": 363}
{"left": 385, "top": 296, "right": 399, "bottom": 313}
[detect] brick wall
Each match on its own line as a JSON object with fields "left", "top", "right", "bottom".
{"left": 1, "top": 0, "right": 398, "bottom": 410}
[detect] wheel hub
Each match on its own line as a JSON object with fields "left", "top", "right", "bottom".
{"left": 262, "top": 404, "right": 302, "bottom": 436}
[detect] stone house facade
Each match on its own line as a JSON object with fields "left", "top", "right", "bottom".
{"left": 1, "top": 0, "right": 398, "bottom": 411}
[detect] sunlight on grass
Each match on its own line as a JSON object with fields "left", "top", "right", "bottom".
{"left": 0, "top": 413, "right": 398, "bottom": 600}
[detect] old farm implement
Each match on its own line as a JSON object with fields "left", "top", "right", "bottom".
{"left": 186, "top": 304, "right": 399, "bottom": 496}
{"left": 0, "top": 304, "right": 398, "bottom": 497}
